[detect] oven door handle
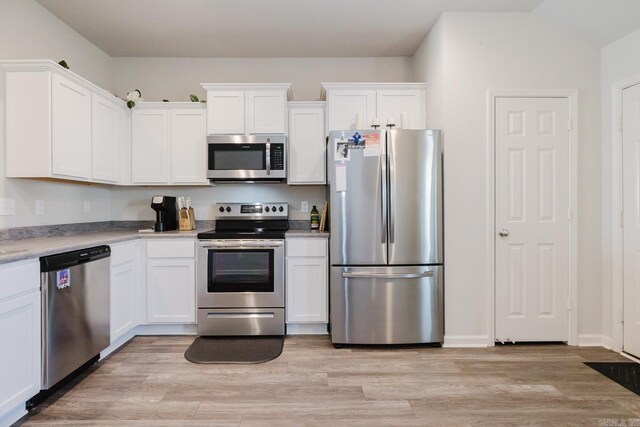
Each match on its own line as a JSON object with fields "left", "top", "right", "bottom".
{"left": 200, "top": 241, "right": 284, "bottom": 249}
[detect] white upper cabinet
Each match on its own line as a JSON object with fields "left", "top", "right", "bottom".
{"left": 288, "top": 102, "right": 326, "bottom": 185}
{"left": 92, "top": 92, "right": 122, "bottom": 183}
{"left": 1, "top": 60, "right": 127, "bottom": 183}
{"left": 322, "top": 83, "right": 426, "bottom": 132}
{"left": 202, "top": 84, "right": 291, "bottom": 135}
{"left": 131, "top": 103, "right": 207, "bottom": 185}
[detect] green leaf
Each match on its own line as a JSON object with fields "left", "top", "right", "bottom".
{"left": 58, "top": 60, "right": 69, "bottom": 69}
{"left": 127, "top": 100, "right": 135, "bottom": 109}
{"left": 190, "top": 94, "right": 199, "bottom": 102}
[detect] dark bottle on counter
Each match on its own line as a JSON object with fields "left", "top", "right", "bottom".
{"left": 310, "top": 205, "right": 320, "bottom": 230}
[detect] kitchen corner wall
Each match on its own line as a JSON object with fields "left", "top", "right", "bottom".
{"left": 0, "top": 0, "right": 114, "bottom": 228}
{"left": 413, "top": 12, "right": 602, "bottom": 344}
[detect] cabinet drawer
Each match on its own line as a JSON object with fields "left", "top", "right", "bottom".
{"left": 146, "top": 239, "right": 195, "bottom": 258}
{"left": 110, "top": 240, "right": 136, "bottom": 266}
{"left": 0, "top": 259, "right": 40, "bottom": 302}
{"left": 286, "top": 238, "right": 327, "bottom": 258}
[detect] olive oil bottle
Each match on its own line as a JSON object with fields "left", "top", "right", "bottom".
{"left": 310, "top": 205, "right": 320, "bottom": 230}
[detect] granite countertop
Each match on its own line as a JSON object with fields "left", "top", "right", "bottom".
{"left": 286, "top": 220, "right": 330, "bottom": 238}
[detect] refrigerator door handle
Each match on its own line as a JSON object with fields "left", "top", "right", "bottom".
{"left": 388, "top": 137, "right": 395, "bottom": 243}
{"left": 380, "top": 146, "right": 387, "bottom": 244}
{"left": 342, "top": 271, "right": 434, "bottom": 279}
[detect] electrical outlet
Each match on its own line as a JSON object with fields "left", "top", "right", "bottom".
{"left": 36, "top": 200, "right": 45, "bottom": 216}
{"left": 84, "top": 200, "right": 91, "bottom": 214}
{"left": 301, "top": 201, "right": 309, "bottom": 212}
{"left": 0, "top": 198, "right": 15, "bottom": 216}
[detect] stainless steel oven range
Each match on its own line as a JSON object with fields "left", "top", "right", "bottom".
{"left": 196, "top": 202, "right": 288, "bottom": 336}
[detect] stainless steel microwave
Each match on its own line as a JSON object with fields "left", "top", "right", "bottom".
{"left": 207, "top": 135, "right": 286, "bottom": 182}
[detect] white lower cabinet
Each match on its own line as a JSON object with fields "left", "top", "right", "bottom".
{"left": 110, "top": 241, "right": 138, "bottom": 343}
{"left": 145, "top": 240, "right": 196, "bottom": 324}
{"left": 285, "top": 237, "right": 328, "bottom": 333}
{"left": 0, "top": 260, "right": 40, "bottom": 424}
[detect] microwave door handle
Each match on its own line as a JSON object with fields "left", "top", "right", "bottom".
{"left": 266, "top": 138, "right": 271, "bottom": 175}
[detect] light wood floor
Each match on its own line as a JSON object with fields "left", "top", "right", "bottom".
{"left": 19, "top": 335, "right": 640, "bottom": 426}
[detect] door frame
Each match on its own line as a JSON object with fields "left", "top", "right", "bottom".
{"left": 611, "top": 73, "right": 640, "bottom": 353}
{"left": 487, "top": 89, "right": 578, "bottom": 346}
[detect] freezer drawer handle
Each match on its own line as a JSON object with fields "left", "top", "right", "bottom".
{"left": 206, "top": 312, "right": 276, "bottom": 319}
{"left": 342, "top": 271, "right": 434, "bottom": 279}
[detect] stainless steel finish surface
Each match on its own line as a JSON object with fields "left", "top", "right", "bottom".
{"left": 196, "top": 239, "right": 285, "bottom": 310}
{"left": 330, "top": 266, "right": 443, "bottom": 345}
{"left": 197, "top": 308, "right": 285, "bottom": 336}
{"left": 41, "top": 256, "right": 110, "bottom": 389}
{"left": 380, "top": 146, "right": 387, "bottom": 244}
{"left": 207, "top": 134, "right": 286, "bottom": 181}
{"left": 499, "top": 229, "right": 510, "bottom": 237}
{"left": 387, "top": 129, "right": 442, "bottom": 265}
{"left": 214, "top": 202, "right": 288, "bottom": 220}
{"left": 328, "top": 130, "right": 387, "bottom": 265}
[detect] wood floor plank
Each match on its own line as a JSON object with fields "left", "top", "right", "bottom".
{"left": 18, "top": 335, "right": 640, "bottom": 426}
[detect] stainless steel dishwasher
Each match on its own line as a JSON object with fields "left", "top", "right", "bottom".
{"left": 40, "top": 245, "right": 110, "bottom": 389}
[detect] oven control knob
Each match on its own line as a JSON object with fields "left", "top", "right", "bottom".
{"left": 226, "top": 207, "right": 231, "bottom": 213}
{"left": 219, "top": 206, "right": 224, "bottom": 213}
{"left": 278, "top": 206, "right": 284, "bottom": 212}
{"left": 272, "top": 206, "right": 276, "bottom": 212}
{"left": 265, "top": 206, "right": 270, "bottom": 212}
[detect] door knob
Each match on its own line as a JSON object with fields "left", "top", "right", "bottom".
{"left": 498, "top": 229, "right": 510, "bottom": 237}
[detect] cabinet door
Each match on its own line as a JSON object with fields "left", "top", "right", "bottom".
{"left": 131, "top": 109, "right": 169, "bottom": 183}
{"left": 288, "top": 107, "right": 326, "bottom": 184}
{"left": 0, "top": 291, "right": 41, "bottom": 416}
{"left": 207, "top": 91, "right": 245, "bottom": 134}
{"left": 51, "top": 73, "right": 92, "bottom": 179}
{"left": 92, "top": 93, "right": 121, "bottom": 183}
{"left": 286, "top": 257, "right": 328, "bottom": 323}
{"left": 110, "top": 261, "right": 137, "bottom": 342}
{"left": 171, "top": 109, "right": 207, "bottom": 184}
{"left": 247, "top": 91, "right": 286, "bottom": 134}
{"left": 327, "top": 90, "right": 376, "bottom": 132}
{"left": 147, "top": 259, "right": 195, "bottom": 323}
{"left": 376, "top": 89, "right": 425, "bottom": 129}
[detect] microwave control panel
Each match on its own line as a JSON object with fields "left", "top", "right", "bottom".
{"left": 271, "top": 144, "right": 285, "bottom": 170}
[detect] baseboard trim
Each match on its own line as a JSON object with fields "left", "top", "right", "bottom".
{"left": 286, "top": 323, "right": 329, "bottom": 335}
{"left": 443, "top": 335, "right": 489, "bottom": 348}
{"left": 0, "top": 402, "right": 27, "bottom": 427}
{"left": 577, "top": 334, "right": 606, "bottom": 347}
{"left": 100, "top": 329, "right": 137, "bottom": 359}
{"left": 135, "top": 324, "right": 197, "bottom": 335}
{"left": 602, "top": 335, "right": 613, "bottom": 350}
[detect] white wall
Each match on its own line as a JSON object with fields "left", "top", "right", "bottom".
{"left": 413, "top": 12, "right": 602, "bottom": 344}
{"left": 600, "top": 28, "right": 640, "bottom": 348}
{"left": 412, "top": 18, "right": 445, "bottom": 130}
{"left": 110, "top": 57, "right": 413, "bottom": 102}
{"left": 0, "top": 0, "right": 114, "bottom": 228}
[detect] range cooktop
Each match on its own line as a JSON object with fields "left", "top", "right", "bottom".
{"left": 197, "top": 202, "right": 289, "bottom": 240}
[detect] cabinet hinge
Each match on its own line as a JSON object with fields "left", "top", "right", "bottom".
{"left": 620, "top": 308, "right": 625, "bottom": 323}
{"left": 567, "top": 118, "right": 572, "bottom": 131}
{"left": 567, "top": 297, "right": 572, "bottom": 311}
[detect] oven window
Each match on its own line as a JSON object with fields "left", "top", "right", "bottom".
{"left": 208, "top": 249, "right": 274, "bottom": 293}
{"left": 210, "top": 144, "right": 265, "bottom": 170}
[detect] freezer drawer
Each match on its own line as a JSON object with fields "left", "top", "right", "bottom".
{"left": 197, "top": 308, "right": 285, "bottom": 336}
{"left": 330, "top": 266, "right": 443, "bottom": 345}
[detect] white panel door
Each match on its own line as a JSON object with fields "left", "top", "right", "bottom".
{"left": 623, "top": 83, "right": 640, "bottom": 358}
{"left": 0, "top": 291, "right": 41, "bottom": 416}
{"left": 51, "top": 74, "right": 91, "bottom": 180}
{"left": 170, "top": 108, "right": 207, "bottom": 184}
{"left": 327, "top": 90, "right": 376, "bottom": 132}
{"left": 110, "top": 261, "right": 137, "bottom": 342}
{"left": 376, "top": 89, "right": 424, "bottom": 129}
{"left": 247, "top": 91, "right": 286, "bottom": 134}
{"left": 91, "top": 93, "right": 121, "bottom": 183}
{"left": 286, "top": 257, "right": 328, "bottom": 323}
{"left": 131, "top": 109, "right": 169, "bottom": 183}
{"left": 206, "top": 91, "right": 245, "bottom": 134}
{"left": 495, "top": 97, "right": 570, "bottom": 342}
{"left": 147, "top": 259, "right": 195, "bottom": 323}
{"left": 288, "top": 107, "right": 326, "bottom": 184}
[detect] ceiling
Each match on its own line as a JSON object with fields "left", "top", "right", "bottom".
{"left": 35, "top": 0, "right": 544, "bottom": 58}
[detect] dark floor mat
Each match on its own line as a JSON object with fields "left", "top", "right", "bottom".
{"left": 585, "top": 362, "right": 640, "bottom": 396}
{"left": 184, "top": 336, "right": 284, "bottom": 364}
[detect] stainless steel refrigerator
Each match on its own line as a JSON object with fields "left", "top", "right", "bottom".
{"left": 327, "top": 129, "right": 443, "bottom": 345}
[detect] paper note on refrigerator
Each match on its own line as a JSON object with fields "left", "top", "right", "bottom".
{"left": 363, "top": 133, "right": 380, "bottom": 157}
{"left": 335, "top": 163, "right": 347, "bottom": 192}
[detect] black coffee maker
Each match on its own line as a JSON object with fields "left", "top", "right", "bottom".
{"left": 150, "top": 196, "right": 177, "bottom": 232}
